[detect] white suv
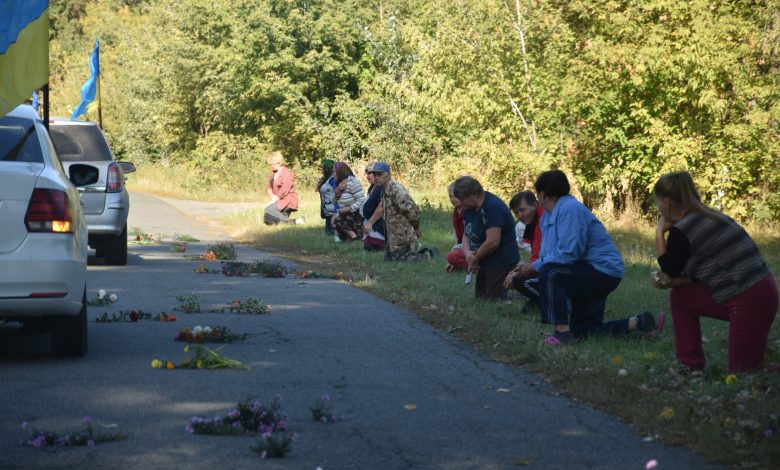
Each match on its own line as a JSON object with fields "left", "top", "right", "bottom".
{"left": 0, "top": 105, "right": 95, "bottom": 356}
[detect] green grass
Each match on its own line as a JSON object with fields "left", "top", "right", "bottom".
{"left": 220, "top": 188, "right": 780, "bottom": 468}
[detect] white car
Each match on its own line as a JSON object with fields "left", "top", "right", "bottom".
{"left": 0, "top": 105, "right": 96, "bottom": 356}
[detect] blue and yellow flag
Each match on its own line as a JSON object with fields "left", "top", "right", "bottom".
{"left": 0, "top": 0, "right": 49, "bottom": 117}
{"left": 71, "top": 39, "right": 99, "bottom": 120}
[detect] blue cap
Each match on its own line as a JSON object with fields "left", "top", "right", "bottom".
{"left": 370, "top": 162, "right": 390, "bottom": 173}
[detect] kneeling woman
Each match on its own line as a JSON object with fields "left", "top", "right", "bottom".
{"left": 653, "top": 171, "right": 778, "bottom": 373}
{"left": 332, "top": 162, "right": 366, "bottom": 241}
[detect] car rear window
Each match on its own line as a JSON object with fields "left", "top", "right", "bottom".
{"left": 0, "top": 116, "right": 43, "bottom": 163}
{"left": 49, "top": 124, "right": 113, "bottom": 162}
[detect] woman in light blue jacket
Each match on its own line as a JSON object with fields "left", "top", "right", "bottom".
{"left": 513, "top": 170, "right": 662, "bottom": 344}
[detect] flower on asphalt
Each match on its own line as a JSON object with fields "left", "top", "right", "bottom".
{"left": 82, "top": 416, "right": 91, "bottom": 425}
{"left": 109, "top": 293, "right": 118, "bottom": 303}
{"left": 87, "top": 440, "right": 95, "bottom": 447}
{"left": 765, "top": 428, "right": 774, "bottom": 439}
{"left": 151, "top": 359, "right": 163, "bottom": 369}
{"left": 618, "top": 369, "right": 628, "bottom": 377}
{"left": 646, "top": 459, "right": 658, "bottom": 469}
{"left": 193, "top": 326, "right": 203, "bottom": 334}
{"left": 21, "top": 421, "right": 28, "bottom": 430}
{"left": 185, "top": 425, "right": 194, "bottom": 434}
{"left": 98, "top": 289, "right": 106, "bottom": 299}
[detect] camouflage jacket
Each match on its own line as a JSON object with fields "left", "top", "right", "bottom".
{"left": 382, "top": 179, "right": 420, "bottom": 252}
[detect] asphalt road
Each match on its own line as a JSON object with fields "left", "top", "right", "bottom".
{"left": 0, "top": 192, "right": 719, "bottom": 470}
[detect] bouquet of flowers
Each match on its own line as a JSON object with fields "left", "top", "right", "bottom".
{"left": 186, "top": 397, "right": 288, "bottom": 436}
{"left": 151, "top": 345, "right": 247, "bottom": 370}
{"left": 174, "top": 325, "right": 249, "bottom": 343}
{"left": 20, "top": 417, "right": 127, "bottom": 448}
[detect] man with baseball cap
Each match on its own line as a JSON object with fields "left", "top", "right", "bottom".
{"left": 369, "top": 162, "right": 436, "bottom": 261}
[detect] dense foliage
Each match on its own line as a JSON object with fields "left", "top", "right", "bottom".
{"left": 49, "top": 0, "right": 779, "bottom": 219}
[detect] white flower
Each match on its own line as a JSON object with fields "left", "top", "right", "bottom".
{"left": 203, "top": 326, "right": 212, "bottom": 334}
{"left": 192, "top": 326, "right": 203, "bottom": 334}
{"left": 98, "top": 289, "right": 106, "bottom": 299}
{"left": 109, "top": 293, "right": 118, "bottom": 303}
{"left": 618, "top": 369, "right": 628, "bottom": 377}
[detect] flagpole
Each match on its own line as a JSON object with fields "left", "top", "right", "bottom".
{"left": 43, "top": 85, "right": 49, "bottom": 130}
{"left": 97, "top": 67, "right": 103, "bottom": 129}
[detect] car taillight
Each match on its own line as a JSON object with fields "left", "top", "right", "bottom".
{"left": 25, "top": 189, "right": 72, "bottom": 233}
{"left": 106, "top": 163, "right": 123, "bottom": 193}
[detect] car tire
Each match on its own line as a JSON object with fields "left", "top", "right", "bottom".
{"left": 104, "top": 224, "right": 128, "bottom": 265}
{"left": 51, "top": 288, "right": 88, "bottom": 357}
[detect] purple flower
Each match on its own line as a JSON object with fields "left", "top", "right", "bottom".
{"left": 21, "top": 421, "right": 29, "bottom": 430}
{"left": 232, "top": 422, "right": 242, "bottom": 429}
{"left": 330, "top": 416, "right": 338, "bottom": 423}
{"left": 82, "top": 416, "right": 91, "bottom": 425}
{"left": 262, "top": 432, "right": 272, "bottom": 439}
{"left": 260, "top": 450, "right": 268, "bottom": 459}
{"left": 228, "top": 409, "right": 241, "bottom": 419}
{"left": 86, "top": 440, "right": 95, "bottom": 448}
{"left": 322, "top": 394, "right": 331, "bottom": 402}
{"left": 765, "top": 428, "right": 774, "bottom": 439}
{"left": 185, "top": 425, "right": 194, "bottom": 434}
{"left": 320, "top": 416, "right": 327, "bottom": 423}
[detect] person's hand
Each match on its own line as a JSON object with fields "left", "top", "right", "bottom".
{"left": 503, "top": 271, "right": 517, "bottom": 289}
{"left": 331, "top": 214, "right": 339, "bottom": 224}
{"left": 657, "top": 214, "right": 672, "bottom": 234}
{"left": 516, "top": 262, "right": 536, "bottom": 278}
{"left": 363, "top": 222, "right": 372, "bottom": 234}
{"left": 651, "top": 271, "right": 673, "bottom": 289}
{"left": 467, "top": 253, "right": 480, "bottom": 272}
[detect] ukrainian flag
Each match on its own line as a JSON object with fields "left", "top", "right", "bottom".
{"left": 0, "top": 0, "right": 49, "bottom": 117}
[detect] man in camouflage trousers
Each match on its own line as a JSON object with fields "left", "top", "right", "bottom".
{"left": 369, "top": 162, "right": 435, "bottom": 262}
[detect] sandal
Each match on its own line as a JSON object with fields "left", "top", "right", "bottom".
{"left": 544, "top": 330, "right": 574, "bottom": 346}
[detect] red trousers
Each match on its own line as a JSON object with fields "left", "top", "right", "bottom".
{"left": 669, "top": 274, "right": 778, "bottom": 372}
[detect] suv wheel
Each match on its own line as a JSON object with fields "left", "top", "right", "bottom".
{"left": 104, "top": 224, "right": 128, "bottom": 265}
{"left": 51, "top": 288, "right": 88, "bottom": 357}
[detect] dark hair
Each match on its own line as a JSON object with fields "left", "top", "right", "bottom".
{"left": 534, "top": 170, "right": 570, "bottom": 198}
{"left": 334, "top": 162, "right": 355, "bottom": 183}
{"left": 509, "top": 191, "right": 537, "bottom": 210}
{"left": 452, "top": 176, "right": 484, "bottom": 199}
{"left": 653, "top": 171, "right": 729, "bottom": 224}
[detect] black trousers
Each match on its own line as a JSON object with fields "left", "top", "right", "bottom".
{"left": 538, "top": 261, "right": 628, "bottom": 338}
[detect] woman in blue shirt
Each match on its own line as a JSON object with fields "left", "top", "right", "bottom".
{"left": 514, "top": 170, "right": 661, "bottom": 344}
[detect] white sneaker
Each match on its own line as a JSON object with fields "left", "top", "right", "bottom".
{"left": 334, "top": 234, "right": 341, "bottom": 243}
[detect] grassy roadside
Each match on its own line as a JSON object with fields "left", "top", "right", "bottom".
{"left": 131, "top": 166, "right": 780, "bottom": 467}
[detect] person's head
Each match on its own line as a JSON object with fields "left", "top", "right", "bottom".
{"left": 321, "top": 159, "right": 335, "bottom": 178}
{"left": 334, "top": 162, "right": 354, "bottom": 183}
{"left": 447, "top": 183, "right": 462, "bottom": 209}
{"left": 509, "top": 191, "right": 538, "bottom": 225}
{"left": 534, "top": 170, "right": 570, "bottom": 211}
{"left": 266, "top": 151, "right": 285, "bottom": 172}
{"left": 369, "top": 161, "right": 392, "bottom": 187}
{"left": 653, "top": 171, "right": 728, "bottom": 223}
{"left": 452, "top": 176, "right": 484, "bottom": 210}
{"left": 364, "top": 162, "right": 376, "bottom": 185}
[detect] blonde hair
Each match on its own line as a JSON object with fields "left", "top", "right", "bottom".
{"left": 266, "top": 151, "right": 285, "bottom": 165}
{"left": 653, "top": 171, "right": 730, "bottom": 224}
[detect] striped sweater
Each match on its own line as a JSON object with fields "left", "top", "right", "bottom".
{"left": 335, "top": 175, "right": 365, "bottom": 212}
{"left": 671, "top": 211, "right": 769, "bottom": 304}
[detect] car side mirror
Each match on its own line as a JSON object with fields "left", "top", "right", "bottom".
{"left": 117, "top": 162, "right": 136, "bottom": 174}
{"left": 68, "top": 164, "right": 100, "bottom": 187}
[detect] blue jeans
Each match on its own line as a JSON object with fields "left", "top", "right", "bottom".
{"left": 538, "top": 262, "right": 625, "bottom": 337}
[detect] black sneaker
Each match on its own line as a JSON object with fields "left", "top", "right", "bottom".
{"left": 636, "top": 311, "right": 656, "bottom": 333}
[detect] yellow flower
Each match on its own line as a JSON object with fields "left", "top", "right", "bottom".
{"left": 725, "top": 374, "right": 738, "bottom": 385}
{"left": 659, "top": 407, "right": 675, "bottom": 420}
{"left": 166, "top": 361, "right": 176, "bottom": 369}
{"left": 611, "top": 356, "right": 623, "bottom": 365}
{"left": 151, "top": 359, "right": 163, "bottom": 369}
{"left": 196, "top": 360, "right": 204, "bottom": 369}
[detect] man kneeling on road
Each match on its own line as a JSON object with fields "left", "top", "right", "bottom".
{"left": 370, "top": 162, "right": 436, "bottom": 261}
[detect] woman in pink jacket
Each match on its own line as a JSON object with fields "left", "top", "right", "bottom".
{"left": 264, "top": 151, "right": 302, "bottom": 225}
